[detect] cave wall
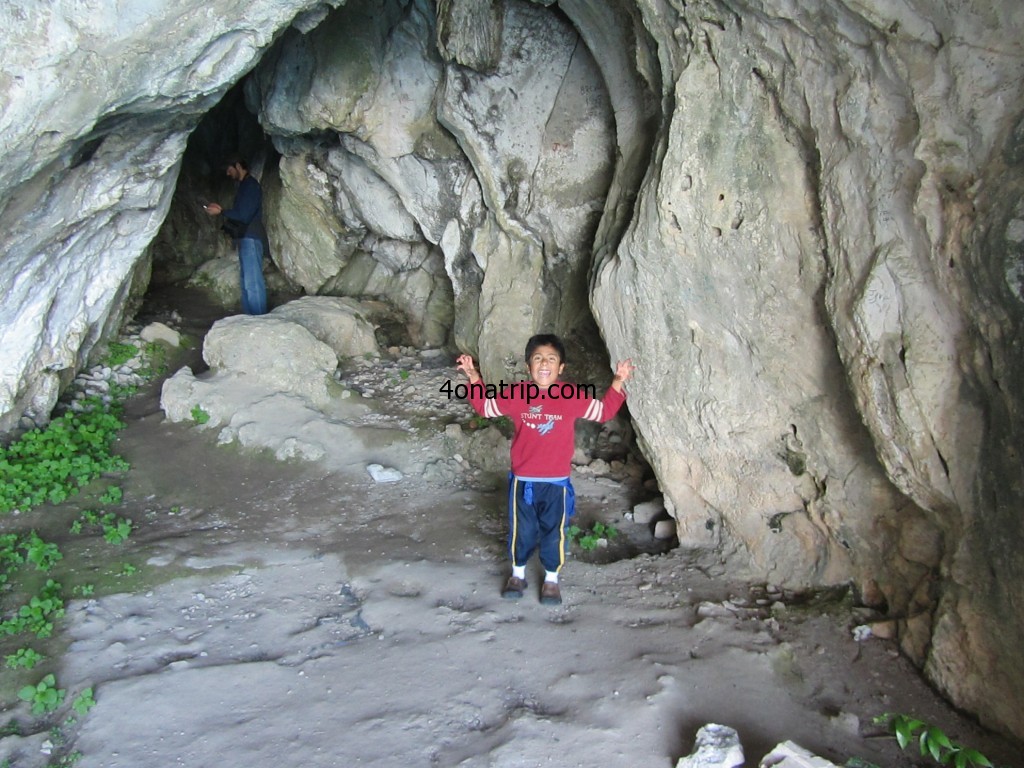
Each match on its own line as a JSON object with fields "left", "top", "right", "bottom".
{"left": 0, "top": 0, "right": 1022, "bottom": 741}
{"left": 0, "top": 0, "right": 340, "bottom": 432}
{"left": 248, "top": 0, "right": 618, "bottom": 364}
{"left": 590, "top": 0, "right": 1024, "bottom": 739}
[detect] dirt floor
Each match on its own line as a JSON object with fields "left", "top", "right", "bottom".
{"left": 1, "top": 287, "right": 1022, "bottom": 768}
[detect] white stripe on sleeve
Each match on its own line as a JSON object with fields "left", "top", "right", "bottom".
{"left": 484, "top": 399, "right": 502, "bottom": 418}
{"left": 584, "top": 400, "right": 604, "bottom": 421}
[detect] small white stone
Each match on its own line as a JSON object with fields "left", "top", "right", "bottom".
{"left": 633, "top": 497, "right": 666, "bottom": 524}
{"left": 653, "top": 519, "right": 676, "bottom": 540}
{"left": 852, "top": 624, "right": 873, "bottom": 641}
{"left": 367, "top": 463, "right": 403, "bottom": 483}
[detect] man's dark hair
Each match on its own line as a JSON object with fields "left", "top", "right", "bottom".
{"left": 224, "top": 154, "right": 249, "bottom": 171}
{"left": 525, "top": 334, "right": 566, "bottom": 363}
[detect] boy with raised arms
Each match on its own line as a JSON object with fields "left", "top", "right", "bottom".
{"left": 456, "top": 334, "right": 634, "bottom": 605}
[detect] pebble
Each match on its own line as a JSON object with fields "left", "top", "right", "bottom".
{"left": 367, "top": 463, "right": 403, "bottom": 483}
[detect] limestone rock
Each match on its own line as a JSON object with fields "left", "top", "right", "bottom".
{"left": 759, "top": 741, "right": 840, "bottom": 768}
{"left": 465, "top": 425, "right": 510, "bottom": 476}
{"left": 188, "top": 257, "right": 245, "bottom": 309}
{"left": 202, "top": 315, "right": 338, "bottom": 408}
{"left": 437, "top": 0, "right": 615, "bottom": 381}
{"left": 140, "top": 322, "right": 181, "bottom": 347}
{"left": 590, "top": 0, "right": 1024, "bottom": 741}
{"left": 675, "top": 723, "right": 743, "bottom": 768}
{"left": 270, "top": 296, "right": 379, "bottom": 360}
{"left": 367, "top": 463, "right": 403, "bottom": 483}
{"left": 897, "top": 515, "right": 944, "bottom": 568}
{"left": 654, "top": 519, "right": 677, "bottom": 541}
{"left": 633, "top": 497, "right": 666, "bottom": 525}
{"left": 0, "top": 0, "right": 339, "bottom": 433}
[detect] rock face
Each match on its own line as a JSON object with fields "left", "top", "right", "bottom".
{"left": 1, "top": 0, "right": 1023, "bottom": 742}
{"left": 249, "top": 0, "right": 616, "bottom": 369}
{"left": 591, "top": 1, "right": 1024, "bottom": 741}
{"left": 0, "top": 0, "right": 341, "bottom": 434}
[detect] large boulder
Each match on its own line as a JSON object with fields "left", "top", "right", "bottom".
{"left": 160, "top": 314, "right": 361, "bottom": 465}
{"left": 201, "top": 315, "right": 337, "bottom": 406}
{"left": 269, "top": 296, "right": 380, "bottom": 360}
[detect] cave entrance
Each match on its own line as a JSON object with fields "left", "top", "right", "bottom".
{"left": 139, "top": 0, "right": 664, "bottom": 557}
{"left": 147, "top": 0, "right": 628, "bottom": 360}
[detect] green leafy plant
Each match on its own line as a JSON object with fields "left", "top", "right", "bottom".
{"left": 98, "top": 483, "right": 122, "bottom": 507}
{"left": 71, "top": 688, "right": 96, "bottom": 716}
{"left": 873, "top": 714, "right": 995, "bottom": 768}
{"left": 100, "top": 513, "right": 132, "bottom": 545}
{"left": 0, "top": 404, "right": 128, "bottom": 514}
{"left": 71, "top": 584, "right": 94, "bottom": 597}
{"left": 73, "top": 509, "right": 122, "bottom": 538}
{"left": 24, "top": 532, "right": 62, "bottom": 572}
{"left": 139, "top": 340, "right": 169, "bottom": 376}
{"left": 48, "top": 751, "right": 83, "bottom": 768}
{"left": 108, "top": 382, "right": 139, "bottom": 400}
{"left": 118, "top": 563, "right": 136, "bottom": 577}
{"left": 17, "top": 674, "right": 65, "bottom": 715}
{"left": 567, "top": 521, "right": 619, "bottom": 551}
{"left": 190, "top": 405, "right": 210, "bottom": 425}
{"left": 466, "top": 415, "right": 489, "bottom": 430}
{"left": 493, "top": 415, "right": 514, "bottom": 436}
{"left": 465, "top": 415, "right": 514, "bottom": 435}
{"left": 1, "top": 579, "right": 65, "bottom": 639}
{"left": 0, "top": 533, "right": 24, "bottom": 585}
{"left": 5, "top": 647, "right": 44, "bottom": 670}
{"left": 48, "top": 724, "right": 67, "bottom": 746}
{"left": 103, "top": 342, "right": 139, "bottom": 367}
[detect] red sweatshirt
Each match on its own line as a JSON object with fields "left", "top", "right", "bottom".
{"left": 466, "top": 379, "right": 626, "bottom": 478}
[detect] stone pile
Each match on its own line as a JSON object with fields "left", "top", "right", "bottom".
{"left": 61, "top": 321, "right": 182, "bottom": 416}
{"left": 674, "top": 723, "right": 842, "bottom": 768}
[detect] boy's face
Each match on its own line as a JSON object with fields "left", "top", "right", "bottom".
{"left": 527, "top": 344, "right": 564, "bottom": 389}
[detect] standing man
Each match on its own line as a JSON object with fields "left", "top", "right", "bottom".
{"left": 203, "top": 156, "right": 268, "bottom": 315}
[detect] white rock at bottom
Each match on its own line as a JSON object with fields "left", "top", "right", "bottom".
{"left": 367, "top": 463, "right": 403, "bottom": 483}
{"left": 759, "top": 740, "right": 841, "bottom": 767}
{"left": 676, "top": 723, "right": 744, "bottom": 768}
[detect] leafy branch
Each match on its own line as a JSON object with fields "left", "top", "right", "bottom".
{"left": 873, "top": 714, "right": 996, "bottom": 768}
{"left": 567, "top": 521, "right": 618, "bottom": 551}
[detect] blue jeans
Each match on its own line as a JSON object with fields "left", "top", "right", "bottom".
{"left": 238, "top": 238, "right": 267, "bottom": 315}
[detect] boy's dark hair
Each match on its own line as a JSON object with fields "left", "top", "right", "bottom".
{"left": 525, "top": 334, "right": 566, "bottom": 363}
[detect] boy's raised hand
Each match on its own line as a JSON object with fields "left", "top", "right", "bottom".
{"left": 615, "top": 358, "right": 635, "bottom": 381}
{"left": 456, "top": 354, "right": 481, "bottom": 383}
{"left": 610, "top": 358, "right": 635, "bottom": 393}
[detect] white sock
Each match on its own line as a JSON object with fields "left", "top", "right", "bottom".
{"left": 512, "top": 565, "right": 526, "bottom": 580}
{"left": 544, "top": 571, "right": 558, "bottom": 584}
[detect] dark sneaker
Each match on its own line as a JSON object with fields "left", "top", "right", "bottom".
{"left": 540, "top": 581, "right": 562, "bottom": 605}
{"left": 501, "top": 575, "right": 527, "bottom": 599}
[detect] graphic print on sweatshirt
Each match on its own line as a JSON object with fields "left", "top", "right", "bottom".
{"left": 522, "top": 404, "right": 561, "bottom": 435}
